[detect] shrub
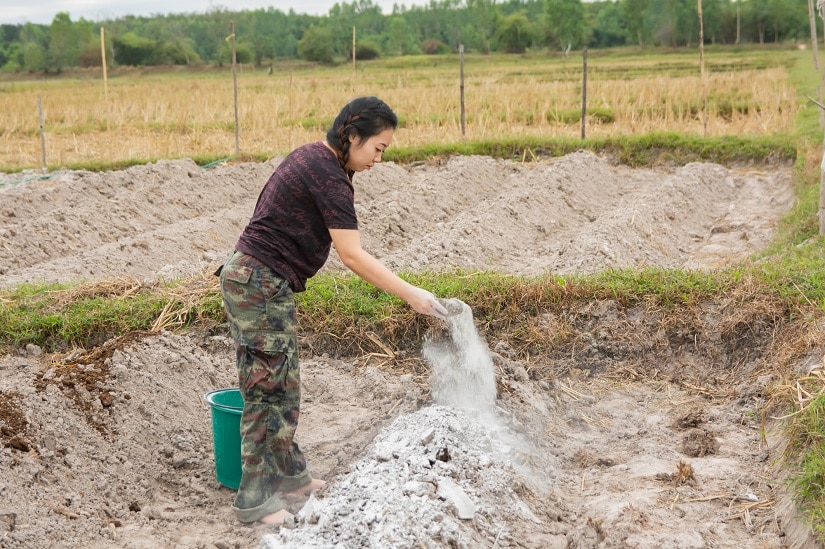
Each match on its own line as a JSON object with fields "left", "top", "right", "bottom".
{"left": 422, "top": 39, "right": 448, "bottom": 55}
{"left": 113, "top": 32, "right": 156, "bottom": 66}
{"left": 299, "top": 26, "right": 335, "bottom": 64}
{"left": 355, "top": 40, "right": 381, "bottom": 60}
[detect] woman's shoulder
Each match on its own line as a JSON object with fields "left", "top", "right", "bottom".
{"left": 281, "top": 142, "right": 349, "bottom": 186}
{"left": 290, "top": 141, "right": 334, "bottom": 161}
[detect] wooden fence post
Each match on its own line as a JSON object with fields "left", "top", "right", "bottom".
{"left": 808, "top": 0, "right": 824, "bottom": 128}
{"left": 816, "top": 0, "right": 825, "bottom": 234}
{"left": 812, "top": 147, "right": 825, "bottom": 236}
{"left": 460, "top": 44, "right": 465, "bottom": 137}
{"left": 699, "top": 0, "right": 708, "bottom": 137}
{"left": 581, "top": 48, "right": 587, "bottom": 140}
{"left": 230, "top": 21, "right": 239, "bottom": 155}
{"left": 38, "top": 96, "right": 46, "bottom": 172}
{"left": 100, "top": 27, "right": 108, "bottom": 100}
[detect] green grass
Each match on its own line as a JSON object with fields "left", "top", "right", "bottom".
{"left": 788, "top": 395, "right": 825, "bottom": 539}
{"left": 0, "top": 266, "right": 810, "bottom": 355}
{"left": 0, "top": 282, "right": 166, "bottom": 350}
{"left": 2, "top": 131, "right": 791, "bottom": 176}
{"left": 383, "top": 131, "right": 796, "bottom": 167}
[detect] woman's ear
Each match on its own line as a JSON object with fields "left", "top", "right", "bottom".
{"left": 348, "top": 133, "right": 357, "bottom": 143}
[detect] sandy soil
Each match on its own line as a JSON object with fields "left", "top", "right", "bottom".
{"left": 1, "top": 152, "right": 823, "bottom": 548}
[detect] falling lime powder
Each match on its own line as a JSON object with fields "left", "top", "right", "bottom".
{"left": 424, "top": 298, "right": 497, "bottom": 414}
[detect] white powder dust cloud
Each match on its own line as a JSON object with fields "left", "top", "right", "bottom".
{"left": 424, "top": 298, "right": 497, "bottom": 414}
{"left": 424, "top": 298, "right": 552, "bottom": 494}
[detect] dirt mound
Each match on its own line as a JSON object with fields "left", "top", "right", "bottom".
{"left": 0, "top": 151, "right": 794, "bottom": 287}
{"left": 1, "top": 153, "right": 821, "bottom": 548}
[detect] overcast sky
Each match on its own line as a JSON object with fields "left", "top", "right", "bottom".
{"left": 0, "top": 0, "right": 422, "bottom": 25}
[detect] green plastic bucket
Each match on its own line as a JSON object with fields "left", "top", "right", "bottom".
{"left": 204, "top": 388, "right": 243, "bottom": 490}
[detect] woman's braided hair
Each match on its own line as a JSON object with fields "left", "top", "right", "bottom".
{"left": 326, "top": 96, "right": 398, "bottom": 180}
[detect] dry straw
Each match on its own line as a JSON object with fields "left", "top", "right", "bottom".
{"left": 0, "top": 54, "right": 795, "bottom": 171}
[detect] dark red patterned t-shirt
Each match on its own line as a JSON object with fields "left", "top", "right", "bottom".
{"left": 235, "top": 141, "right": 358, "bottom": 292}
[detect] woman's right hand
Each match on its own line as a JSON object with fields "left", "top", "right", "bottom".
{"left": 407, "top": 287, "right": 449, "bottom": 319}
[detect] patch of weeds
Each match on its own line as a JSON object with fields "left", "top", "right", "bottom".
{"left": 788, "top": 394, "right": 825, "bottom": 537}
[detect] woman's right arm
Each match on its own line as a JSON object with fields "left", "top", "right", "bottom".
{"left": 329, "top": 228, "right": 447, "bottom": 319}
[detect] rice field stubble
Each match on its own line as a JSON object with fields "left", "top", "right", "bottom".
{"left": 0, "top": 48, "right": 798, "bottom": 172}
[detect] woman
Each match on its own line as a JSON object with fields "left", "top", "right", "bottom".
{"left": 219, "top": 96, "right": 448, "bottom": 525}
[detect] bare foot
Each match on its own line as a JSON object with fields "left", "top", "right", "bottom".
{"left": 259, "top": 508, "right": 293, "bottom": 525}
{"left": 282, "top": 478, "right": 326, "bottom": 497}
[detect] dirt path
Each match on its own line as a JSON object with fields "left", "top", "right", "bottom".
{"left": 1, "top": 152, "right": 821, "bottom": 548}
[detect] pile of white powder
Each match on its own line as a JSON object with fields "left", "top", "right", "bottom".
{"left": 263, "top": 299, "right": 551, "bottom": 548}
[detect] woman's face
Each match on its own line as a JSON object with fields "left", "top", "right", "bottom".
{"left": 346, "top": 127, "right": 394, "bottom": 172}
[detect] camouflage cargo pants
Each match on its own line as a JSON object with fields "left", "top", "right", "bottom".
{"left": 219, "top": 250, "right": 313, "bottom": 523}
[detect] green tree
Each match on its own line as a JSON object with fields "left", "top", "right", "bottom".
{"left": 621, "top": 0, "right": 650, "bottom": 46}
{"left": 153, "top": 18, "right": 202, "bottom": 65}
{"left": 162, "top": 38, "right": 203, "bottom": 65}
{"left": 23, "top": 41, "right": 46, "bottom": 71}
{"left": 18, "top": 23, "right": 47, "bottom": 71}
{"left": 48, "top": 13, "right": 73, "bottom": 71}
{"left": 0, "top": 25, "right": 20, "bottom": 68}
{"left": 496, "top": 12, "right": 534, "bottom": 53}
{"left": 298, "top": 25, "right": 335, "bottom": 63}
{"left": 188, "top": 17, "right": 218, "bottom": 63}
{"left": 219, "top": 40, "right": 253, "bottom": 64}
{"left": 328, "top": 0, "right": 385, "bottom": 59}
{"left": 589, "top": 0, "right": 626, "bottom": 47}
{"left": 465, "top": 0, "right": 500, "bottom": 53}
{"left": 746, "top": 0, "right": 771, "bottom": 42}
{"left": 648, "top": 0, "right": 679, "bottom": 46}
{"left": 2, "top": 0, "right": 816, "bottom": 70}
{"left": 1, "top": 42, "right": 23, "bottom": 71}
{"left": 544, "top": 0, "right": 586, "bottom": 51}
{"left": 113, "top": 31, "right": 157, "bottom": 65}
{"left": 355, "top": 39, "right": 381, "bottom": 59}
{"left": 72, "top": 18, "right": 96, "bottom": 61}
{"left": 203, "top": 7, "right": 232, "bottom": 65}
{"left": 381, "top": 16, "right": 419, "bottom": 55}
{"left": 765, "top": 0, "right": 803, "bottom": 41}
{"left": 403, "top": 0, "right": 464, "bottom": 53}
{"left": 715, "top": 0, "right": 738, "bottom": 43}
{"left": 246, "top": 8, "right": 286, "bottom": 64}
{"left": 675, "top": 0, "right": 698, "bottom": 46}
{"left": 700, "top": 0, "right": 724, "bottom": 43}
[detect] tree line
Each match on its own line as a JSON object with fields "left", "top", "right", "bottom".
{"left": 0, "top": 0, "right": 812, "bottom": 72}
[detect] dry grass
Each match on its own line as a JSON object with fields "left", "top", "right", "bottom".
{"left": 0, "top": 51, "right": 797, "bottom": 171}
{"left": 48, "top": 277, "right": 148, "bottom": 308}
{"left": 150, "top": 273, "right": 221, "bottom": 332}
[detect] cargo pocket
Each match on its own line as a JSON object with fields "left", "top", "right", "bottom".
{"left": 239, "top": 347, "right": 293, "bottom": 400}
{"left": 223, "top": 263, "right": 252, "bottom": 285}
{"left": 264, "top": 282, "right": 296, "bottom": 333}
{"left": 220, "top": 263, "right": 265, "bottom": 344}
{"left": 239, "top": 297, "right": 297, "bottom": 398}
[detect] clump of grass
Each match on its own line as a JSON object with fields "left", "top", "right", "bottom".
{"left": 0, "top": 276, "right": 222, "bottom": 352}
{"left": 545, "top": 107, "right": 615, "bottom": 124}
{"left": 384, "top": 132, "right": 795, "bottom": 168}
{"left": 785, "top": 394, "right": 825, "bottom": 538}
